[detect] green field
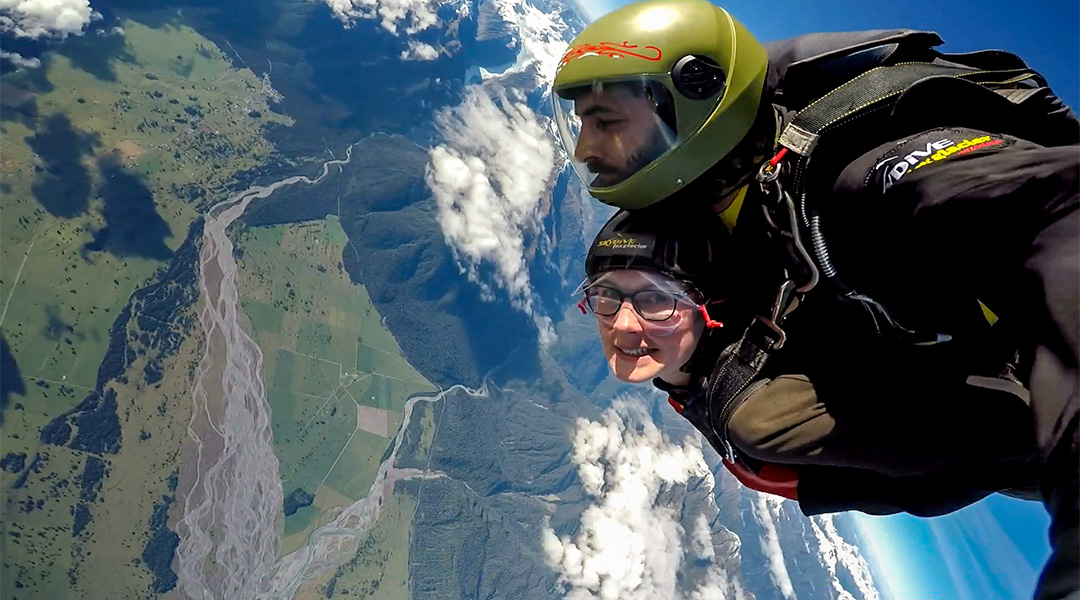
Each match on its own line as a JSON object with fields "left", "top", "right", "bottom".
{"left": 235, "top": 216, "right": 435, "bottom": 535}
{"left": 0, "top": 14, "right": 293, "bottom": 599}
{"left": 0, "top": 17, "right": 289, "bottom": 458}
{"left": 310, "top": 489, "right": 417, "bottom": 600}
{"left": 236, "top": 217, "right": 434, "bottom": 587}
{"left": 284, "top": 504, "right": 322, "bottom": 539}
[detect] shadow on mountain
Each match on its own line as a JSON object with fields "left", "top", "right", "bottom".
{"left": 0, "top": 34, "right": 50, "bottom": 82}
{"left": 0, "top": 48, "right": 50, "bottom": 128}
{"left": 446, "top": 277, "right": 543, "bottom": 385}
{"left": 122, "top": 0, "right": 467, "bottom": 159}
{"left": 85, "top": 0, "right": 510, "bottom": 182}
{"left": 85, "top": 152, "right": 173, "bottom": 260}
{"left": 238, "top": 134, "right": 542, "bottom": 387}
{"left": 89, "top": 1, "right": 187, "bottom": 30}
{"left": 1, "top": 335, "right": 26, "bottom": 425}
{"left": 27, "top": 113, "right": 101, "bottom": 218}
{"left": 57, "top": 26, "right": 137, "bottom": 83}
{"left": 0, "top": 85, "right": 38, "bottom": 129}
{"left": 403, "top": 371, "right": 592, "bottom": 600}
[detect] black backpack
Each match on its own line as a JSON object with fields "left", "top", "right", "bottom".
{"left": 685, "top": 31, "right": 1076, "bottom": 463}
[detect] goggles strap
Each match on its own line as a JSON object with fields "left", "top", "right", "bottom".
{"left": 697, "top": 303, "right": 725, "bottom": 329}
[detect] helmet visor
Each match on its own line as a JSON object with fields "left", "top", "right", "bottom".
{"left": 554, "top": 78, "right": 679, "bottom": 190}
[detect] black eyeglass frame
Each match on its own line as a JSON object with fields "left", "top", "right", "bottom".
{"left": 581, "top": 284, "right": 696, "bottom": 322}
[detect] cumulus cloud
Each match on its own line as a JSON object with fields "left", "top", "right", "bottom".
{"left": 691, "top": 514, "right": 716, "bottom": 561}
{"left": 0, "top": 0, "right": 96, "bottom": 38}
{"left": 400, "top": 40, "right": 438, "bottom": 60}
{"left": 321, "top": 0, "right": 441, "bottom": 35}
{"left": 542, "top": 398, "right": 737, "bottom": 599}
{"left": 0, "top": 49, "right": 39, "bottom": 68}
{"left": 427, "top": 84, "right": 558, "bottom": 345}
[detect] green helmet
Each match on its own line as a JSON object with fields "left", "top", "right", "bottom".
{"left": 552, "top": 0, "right": 769, "bottom": 209}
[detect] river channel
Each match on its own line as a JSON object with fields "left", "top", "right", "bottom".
{"left": 173, "top": 145, "right": 481, "bottom": 599}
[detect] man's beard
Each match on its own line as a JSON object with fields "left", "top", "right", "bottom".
{"left": 590, "top": 126, "right": 671, "bottom": 188}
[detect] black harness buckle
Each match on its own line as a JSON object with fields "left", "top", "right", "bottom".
{"left": 750, "top": 315, "right": 787, "bottom": 351}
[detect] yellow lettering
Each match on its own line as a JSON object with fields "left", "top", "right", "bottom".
{"left": 598, "top": 237, "right": 640, "bottom": 249}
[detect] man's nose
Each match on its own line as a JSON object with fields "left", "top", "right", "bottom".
{"left": 575, "top": 123, "right": 601, "bottom": 164}
{"left": 612, "top": 302, "right": 643, "bottom": 332}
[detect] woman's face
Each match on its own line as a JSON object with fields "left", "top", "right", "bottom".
{"left": 590, "top": 270, "right": 704, "bottom": 386}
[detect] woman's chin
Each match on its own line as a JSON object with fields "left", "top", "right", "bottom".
{"left": 608, "top": 353, "right": 660, "bottom": 383}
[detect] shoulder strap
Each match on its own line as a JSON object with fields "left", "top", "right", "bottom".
{"left": 765, "top": 57, "right": 1051, "bottom": 342}
{"left": 779, "top": 61, "right": 1040, "bottom": 156}
{"left": 670, "top": 281, "right": 799, "bottom": 462}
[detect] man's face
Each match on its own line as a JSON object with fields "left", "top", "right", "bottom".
{"left": 572, "top": 85, "right": 672, "bottom": 188}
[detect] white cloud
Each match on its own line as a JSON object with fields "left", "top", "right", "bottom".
{"left": 400, "top": 40, "right": 438, "bottom": 60}
{"left": 686, "top": 568, "right": 734, "bottom": 600}
{"left": 427, "top": 84, "right": 558, "bottom": 345}
{"left": 691, "top": 514, "right": 716, "bottom": 561}
{"left": 0, "top": 49, "right": 40, "bottom": 68}
{"left": 321, "top": 0, "right": 442, "bottom": 35}
{"left": 750, "top": 494, "right": 796, "bottom": 600}
{"left": 810, "top": 515, "right": 882, "bottom": 600}
{"left": 0, "top": 0, "right": 96, "bottom": 38}
{"left": 542, "top": 398, "right": 737, "bottom": 600}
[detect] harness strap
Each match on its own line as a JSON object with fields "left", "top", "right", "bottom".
{"left": 723, "top": 459, "right": 799, "bottom": 500}
{"left": 672, "top": 282, "right": 798, "bottom": 462}
{"left": 779, "top": 62, "right": 1039, "bottom": 156}
{"left": 766, "top": 61, "right": 1040, "bottom": 341}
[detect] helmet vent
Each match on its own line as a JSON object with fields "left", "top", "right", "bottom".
{"left": 672, "top": 55, "right": 726, "bottom": 100}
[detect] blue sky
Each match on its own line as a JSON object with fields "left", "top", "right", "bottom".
{"left": 576, "top": 1, "right": 1071, "bottom": 597}
{"left": 855, "top": 495, "right": 1052, "bottom": 599}
{"left": 580, "top": 0, "right": 1080, "bottom": 109}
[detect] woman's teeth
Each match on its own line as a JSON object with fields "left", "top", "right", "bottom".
{"left": 620, "top": 348, "right": 650, "bottom": 357}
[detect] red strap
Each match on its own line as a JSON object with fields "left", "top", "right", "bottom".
{"left": 768, "top": 147, "right": 789, "bottom": 167}
{"left": 697, "top": 304, "right": 724, "bottom": 329}
{"left": 667, "top": 396, "right": 796, "bottom": 500}
{"left": 722, "top": 459, "right": 799, "bottom": 501}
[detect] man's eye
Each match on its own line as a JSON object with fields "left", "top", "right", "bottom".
{"left": 596, "top": 119, "right": 622, "bottom": 131}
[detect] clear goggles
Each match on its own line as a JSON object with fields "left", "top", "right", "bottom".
{"left": 553, "top": 79, "right": 680, "bottom": 190}
{"left": 576, "top": 272, "right": 724, "bottom": 336}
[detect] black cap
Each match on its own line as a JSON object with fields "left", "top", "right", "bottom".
{"left": 585, "top": 207, "right": 730, "bottom": 299}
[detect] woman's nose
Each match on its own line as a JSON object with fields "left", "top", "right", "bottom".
{"left": 612, "top": 302, "right": 642, "bottom": 332}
